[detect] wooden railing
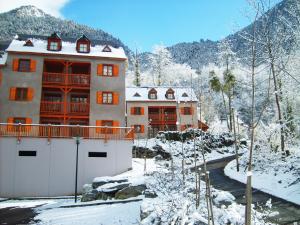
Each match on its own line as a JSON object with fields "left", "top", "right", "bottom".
{"left": 40, "top": 102, "right": 89, "bottom": 115}
{"left": 149, "top": 113, "right": 177, "bottom": 122}
{"left": 0, "top": 123, "right": 134, "bottom": 142}
{"left": 43, "top": 72, "right": 90, "bottom": 86}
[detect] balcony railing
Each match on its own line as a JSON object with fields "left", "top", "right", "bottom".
{"left": 40, "top": 101, "right": 89, "bottom": 115}
{"left": 43, "top": 72, "right": 90, "bottom": 87}
{"left": 0, "top": 123, "right": 134, "bottom": 141}
{"left": 149, "top": 113, "right": 177, "bottom": 122}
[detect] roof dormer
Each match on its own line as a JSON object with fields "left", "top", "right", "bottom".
{"left": 102, "top": 45, "right": 112, "bottom": 52}
{"left": 47, "top": 32, "right": 62, "bottom": 51}
{"left": 148, "top": 88, "right": 157, "bottom": 100}
{"left": 76, "top": 34, "right": 91, "bottom": 53}
{"left": 24, "top": 39, "right": 34, "bottom": 47}
{"left": 165, "top": 88, "right": 175, "bottom": 99}
{"left": 182, "top": 92, "right": 189, "bottom": 97}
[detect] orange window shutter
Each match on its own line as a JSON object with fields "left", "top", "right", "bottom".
{"left": 30, "top": 60, "right": 36, "bottom": 72}
{"left": 191, "top": 107, "right": 194, "bottom": 115}
{"left": 97, "top": 91, "right": 103, "bottom": 104}
{"left": 141, "top": 107, "right": 145, "bottom": 115}
{"left": 12, "top": 59, "right": 19, "bottom": 71}
{"left": 25, "top": 118, "right": 32, "bottom": 132}
{"left": 113, "top": 120, "right": 120, "bottom": 134}
{"left": 130, "top": 107, "right": 135, "bottom": 115}
{"left": 97, "top": 64, "right": 103, "bottom": 75}
{"left": 9, "top": 87, "right": 16, "bottom": 100}
{"left": 140, "top": 125, "right": 145, "bottom": 133}
{"left": 113, "top": 92, "right": 119, "bottom": 105}
{"left": 96, "top": 120, "right": 102, "bottom": 133}
{"left": 27, "top": 88, "right": 34, "bottom": 101}
{"left": 113, "top": 65, "right": 119, "bottom": 76}
{"left": 7, "top": 117, "right": 14, "bottom": 132}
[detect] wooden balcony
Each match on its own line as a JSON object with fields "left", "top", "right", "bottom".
{"left": 0, "top": 123, "right": 134, "bottom": 141}
{"left": 42, "top": 72, "right": 90, "bottom": 87}
{"left": 40, "top": 101, "right": 89, "bottom": 115}
{"left": 149, "top": 113, "right": 177, "bottom": 123}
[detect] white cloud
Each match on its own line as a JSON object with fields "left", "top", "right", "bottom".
{"left": 0, "top": 0, "right": 70, "bottom": 17}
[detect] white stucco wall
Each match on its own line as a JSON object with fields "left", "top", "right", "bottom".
{"left": 0, "top": 137, "right": 132, "bottom": 197}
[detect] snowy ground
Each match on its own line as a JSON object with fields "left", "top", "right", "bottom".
{"left": 225, "top": 145, "right": 300, "bottom": 205}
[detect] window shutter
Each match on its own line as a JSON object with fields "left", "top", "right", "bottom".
{"left": 113, "top": 120, "right": 120, "bottom": 134}
{"left": 113, "top": 65, "right": 119, "bottom": 76}
{"left": 130, "top": 107, "right": 135, "bottom": 115}
{"left": 27, "top": 88, "right": 34, "bottom": 101}
{"left": 9, "top": 87, "right": 16, "bottom": 100}
{"left": 12, "top": 59, "right": 19, "bottom": 71}
{"left": 140, "top": 125, "right": 145, "bottom": 133}
{"left": 7, "top": 117, "right": 14, "bottom": 132}
{"left": 141, "top": 107, "right": 145, "bottom": 115}
{"left": 113, "top": 92, "right": 119, "bottom": 105}
{"left": 97, "top": 91, "right": 102, "bottom": 104}
{"left": 191, "top": 107, "right": 194, "bottom": 115}
{"left": 25, "top": 118, "right": 32, "bottom": 132}
{"left": 0, "top": 71, "right": 2, "bottom": 85}
{"left": 97, "top": 64, "right": 103, "bottom": 75}
{"left": 30, "top": 60, "right": 36, "bottom": 72}
{"left": 96, "top": 120, "right": 102, "bottom": 133}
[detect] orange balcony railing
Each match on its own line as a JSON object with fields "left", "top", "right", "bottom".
{"left": 43, "top": 72, "right": 90, "bottom": 87}
{"left": 40, "top": 101, "right": 89, "bottom": 115}
{"left": 149, "top": 113, "right": 177, "bottom": 122}
{"left": 0, "top": 123, "right": 134, "bottom": 141}
{"left": 40, "top": 101, "right": 64, "bottom": 114}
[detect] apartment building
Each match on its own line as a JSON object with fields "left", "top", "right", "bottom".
{"left": 0, "top": 34, "right": 133, "bottom": 197}
{"left": 126, "top": 87, "right": 199, "bottom": 138}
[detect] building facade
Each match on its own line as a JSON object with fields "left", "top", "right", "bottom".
{"left": 126, "top": 87, "right": 198, "bottom": 138}
{"left": 0, "top": 33, "right": 127, "bottom": 127}
{"left": 0, "top": 34, "right": 133, "bottom": 197}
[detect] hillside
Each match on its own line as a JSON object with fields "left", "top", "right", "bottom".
{"left": 0, "top": 5, "right": 130, "bottom": 54}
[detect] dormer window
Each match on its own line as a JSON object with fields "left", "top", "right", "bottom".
{"left": 182, "top": 92, "right": 188, "bottom": 97}
{"left": 133, "top": 92, "right": 141, "bottom": 97}
{"left": 47, "top": 32, "right": 62, "bottom": 51}
{"left": 76, "top": 34, "right": 90, "bottom": 53}
{"left": 148, "top": 88, "right": 157, "bottom": 99}
{"left": 102, "top": 45, "right": 112, "bottom": 52}
{"left": 166, "top": 88, "right": 175, "bottom": 99}
{"left": 49, "top": 41, "right": 59, "bottom": 51}
{"left": 24, "top": 40, "right": 33, "bottom": 47}
{"left": 79, "top": 43, "right": 88, "bottom": 52}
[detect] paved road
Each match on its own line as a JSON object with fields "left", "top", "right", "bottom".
{"left": 198, "top": 155, "right": 300, "bottom": 225}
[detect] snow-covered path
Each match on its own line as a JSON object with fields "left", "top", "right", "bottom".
{"left": 35, "top": 201, "right": 141, "bottom": 225}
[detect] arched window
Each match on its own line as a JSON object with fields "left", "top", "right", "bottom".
{"left": 165, "top": 88, "right": 175, "bottom": 99}
{"left": 47, "top": 32, "right": 62, "bottom": 51}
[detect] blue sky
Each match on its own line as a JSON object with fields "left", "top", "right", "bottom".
{"left": 1, "top": 0, "right": 281, "bottom": 51}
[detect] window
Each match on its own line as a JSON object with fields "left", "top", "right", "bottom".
{"left": 15, "top": 88, "right": 28, "bottom": 101}
{"left": 167, "top": 93, "right": 174, "bottom": 99}
{"left": 103, "top": 65, "right": 113, "bottom": 76}
{"left": 102, "top": 45, "right": 112, "bottom": 52}
{"left": 88, "top": 152, "right": 107, "bottom": 157}
{"left": 79, "top": 43, "right": 88, "bottom": 53}
{"left": 71, "top": 95, "right": 88, "bottom": 103}
{"left": 102, "top": 92, "right": 113, "bottom": 104}
{"left": 133, "top": 92, "right": 141, "bottom": 97}
{"left": 18, "top": 59, "right": 31, "bottom": 72}
{"left": 183, "top": 107, "right": 192, "bottom": 115}
{"left": 19, "top": 151, "right": 37, "bottom": 157}
{"left": 13, "top": 117, "right": 26, "bottom": 124}
{"left": 101, "top": 120, "right": 113, "bottom": 134}
{"left": 148, "top": 88, "right": 157, "bottom": 99}
{"left": 49, "top": 41, "right": 59, "bottom": 51}
{"left": 182, "top": 92, "right": 189, "bottom": 97}
{"left": 131, "top": 107, "right": 144, "bottom": 115}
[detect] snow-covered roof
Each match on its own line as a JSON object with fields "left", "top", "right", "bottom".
{"left": 126, "top": 87, "right": 198, "bottom": 102}
{"left": 6, "top": 39, "right": 127, "bottom": 60}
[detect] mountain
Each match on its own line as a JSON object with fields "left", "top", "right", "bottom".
{"left": 0, "top": 5, "right": 130, "bottom": 54}
{"left": 141, "top": 0, "right": 299, "bottom": 70}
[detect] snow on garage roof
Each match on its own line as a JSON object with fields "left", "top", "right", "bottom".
{"left": 126, "top": 87, "right": 198, "bottom": 102}
{"left": 6, "top": 38, "right": 127, "bottom": 60}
